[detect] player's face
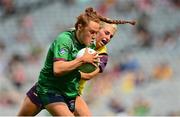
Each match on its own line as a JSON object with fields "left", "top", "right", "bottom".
{"left": 96, "top": 23, "right": 116, "bottom": 49}
{"left": 79, "top": 21, "right": 100, "bottom": 46}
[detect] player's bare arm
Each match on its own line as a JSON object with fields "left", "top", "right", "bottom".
{"left": 53, "top": 48, "right": 98, "bottom": 76}
{"left": 80, "top": 67, "right": 100, "bottom": 80}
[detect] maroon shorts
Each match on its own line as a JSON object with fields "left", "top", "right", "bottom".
{"left": 26, "top": 83, "right": 76, "bottom": 112}
{"left": 26, "top": 83, "right": 44, "bottom": 109}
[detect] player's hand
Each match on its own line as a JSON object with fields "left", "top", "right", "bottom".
{"left": 80, "top": 67, "right": 100, "bottom": 80}
{"left": 81, "top": 48, "right": 99, "bottom": 64}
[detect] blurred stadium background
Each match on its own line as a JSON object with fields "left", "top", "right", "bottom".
{"left": 0, "top": 0, "right": 180, "bottom": 116}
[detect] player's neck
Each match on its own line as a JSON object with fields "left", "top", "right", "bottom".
{"left": 75, "top": 30, "right": 83, "bottom": 45}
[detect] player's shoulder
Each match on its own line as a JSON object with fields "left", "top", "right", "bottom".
{"left": 57, "top": 30, "right": 73, "bottom": 39}
{"left": 59, "top": 27, "right": 75, "bottom": 38}
{"left": 55, "top": 30, "right": 74, "bottom": 43}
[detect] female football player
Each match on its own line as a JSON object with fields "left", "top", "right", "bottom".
{"left": 17, "top": 7, "right": 135, "bottom": 116}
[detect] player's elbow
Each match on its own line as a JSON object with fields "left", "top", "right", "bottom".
{"left": 80, "top": 70, "right": 98, "bottom": 80}
{"left": 80, "top": 72, "right": 88, "bottom": 80}
{"left": 53, "top": 66, "right": 64, "bottom": 77}
{"left": 53, "top": 61, "right": 67, "bottom": 77}
{"left": 53, "top": 69, "right": 62, "bottom": 77}
{"left": 81, "top": 75, "right": 91, "bottom": 80}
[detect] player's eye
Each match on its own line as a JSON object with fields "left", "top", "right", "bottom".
{"left": 89, "top": 30, "right": 96, "bottom": 35}
{"left": 105, "top": 31, "right": 113, "bottom": 39}
{"left": 105, "top": 31, "right": 110, "bottom": 35}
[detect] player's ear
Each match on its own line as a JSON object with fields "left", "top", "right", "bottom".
{"left": 77, "top": 24, "right": 82, "bottom": 31}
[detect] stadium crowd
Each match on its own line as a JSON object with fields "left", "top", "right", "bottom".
{"left": 0, "top": 0, "right": 179, "bottom": 115}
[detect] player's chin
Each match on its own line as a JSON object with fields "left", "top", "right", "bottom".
{"left": 84, "top": 42, "right": 91, "bottom": 46}
{"left": 88, "top": 40, "right": 94, "bottom": 45}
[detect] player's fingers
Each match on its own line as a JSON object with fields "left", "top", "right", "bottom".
{"left": 93, "top": 54, "right": 99, "bottom": 60}
{"left": 93, "top": 55, "right": 99, "bottom": 60}
{"left": 93, "top": 58, "right": 99, "bottom": 64}
{"left": 92, "top": 52, "right": 98, "bottom": 56}
{"left": 97, "top": 55, "right": 102, "bottom": 58}
{"left": 84, "top": 47, "right": 88, "bottom": 53}
{"left": 92, "top": 62, "right": 98, "bottom": 68}
{"left": 100, "top": 41, "right": 105, "bottom": 46}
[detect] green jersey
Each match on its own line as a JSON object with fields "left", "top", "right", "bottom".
{"left": 37, "top": 30, "right": 86, "bottom": 98}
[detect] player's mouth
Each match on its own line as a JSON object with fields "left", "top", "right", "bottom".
{"left": 99, "top": 38, "right": 108, "bottom": 47}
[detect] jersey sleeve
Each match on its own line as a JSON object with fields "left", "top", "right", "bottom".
{"left": 97, "top": 46, "right": 108, "bottom": 73}
{"left": 53, "top": 33, "right": 72, "bottom": 61}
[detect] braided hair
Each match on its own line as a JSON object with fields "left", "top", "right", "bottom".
{"left": 85, "top": 7, "right": 136, "bottom": 26}
{"left": 75, "top": 7, "right": 100, "bottom": 30}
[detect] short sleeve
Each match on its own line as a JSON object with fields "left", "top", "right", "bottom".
{"left": 97, "top": 46, "right": 108, "bottom": 72}
{"left": 98, "top": 54, "right": 108, "bottom": 73}
{"left": 52, "top": 33, "right": 72, "bottom": 61}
